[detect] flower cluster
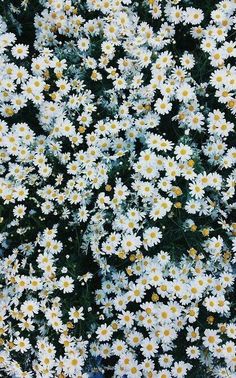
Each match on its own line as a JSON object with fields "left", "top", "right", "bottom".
{"left": 93, "top": 253, "right": 235, "bottom": 377}
{"left": 0, "top": 0, "right": 235, "bottom": 377}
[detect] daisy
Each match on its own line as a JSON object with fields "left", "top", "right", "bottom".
{"left": 21, "top": 300, "right": 39, "bottom": 318}
{"left": 176, "top": 84, "right": 194, "bottom": 103}
{"left": 143, "top": 227, "right": 162, "bottom": 248}
{"left": 118, "top": 311, "right": 134, "bottom": 328}
{"left": 13, "top": 205, "right": 26, "bottom": 218}
{"left": 171, "top": 361, "right": 191, "bottom": 377}
{"left": 175, "top": 144, "right": 192, "bottom": 161}
{"left": 141, "top": 338, "right": 158, "bottom": 358}
{"left": 122, "top": 234, "right": 142, "bottom": 252}
{"left": 155, "top": 98, "right": 172, "bottom": 114}
{"left": 189, "top": 182, "right": 204, "bottom": 199}
{"left": 203, "top": 329, "right": 221, "bottom": 351}
{"left": 14, "top": 337, "right": 30, "bottom": 353}
{"left": 12, "top": 44, "right": 29, "bottom": 59}
{"left": 69, "top": 307, "right": 84, "bottom": 322}
{"left": 58, "top": 276, "right": 74, "bottom": 293}
{"left": 96, "top": 324, "right": 113, "bottom": 342}
{"left": 186, "top": 346, "right": 200, "bottom": 359}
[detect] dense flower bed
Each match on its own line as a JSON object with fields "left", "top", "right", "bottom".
{"left": 0, "top": 0, "right": 235, "bottom": 377}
